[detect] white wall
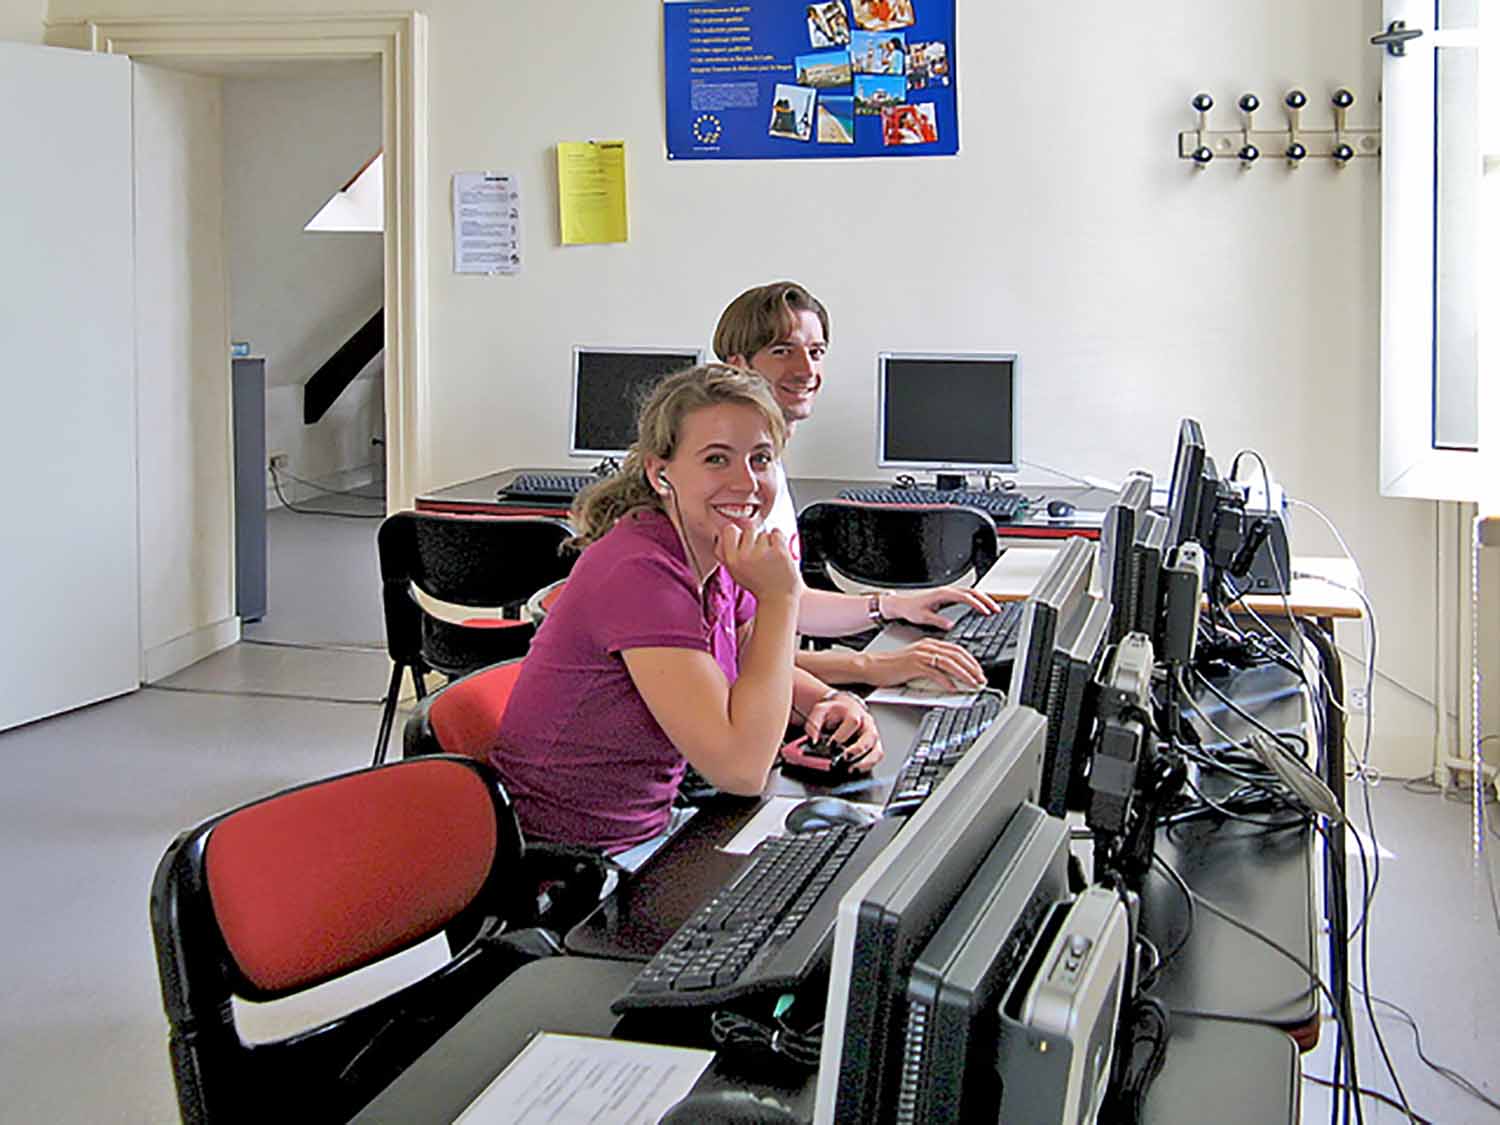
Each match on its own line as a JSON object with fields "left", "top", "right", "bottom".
{"left": 134, "top": 63, "right": 237, "bottom": 679}
{"left": 221, "top": 64, "right": 385, "bottom": 504}
{"left": 0, "top": 0, "right": 43, "bottom": 41}
{"left": 46, "top": 0, "right": 1442, "bottom": 773}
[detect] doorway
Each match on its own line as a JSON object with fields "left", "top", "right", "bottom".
{"left": 74, "top": 14, "right": 426, "bottom": 678}
{"left": 78, "top": 13, "right": 427, "bottom": 511}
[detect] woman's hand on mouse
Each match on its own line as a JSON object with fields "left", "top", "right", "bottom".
{"left": 879, "top": 585, "right": 1001, "bottom": 629}
{"left": 803, "top": 691, "right": 883, "bottom": 771}
{"left": 864, "top": 637, "right": 985, "bottom": 691}
{"left": 716, "top": 525, "right": 803, "bottom": 603}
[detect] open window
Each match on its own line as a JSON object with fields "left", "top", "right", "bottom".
{"left": 1379, "top": 0, "right": 1495, "bottom": 501}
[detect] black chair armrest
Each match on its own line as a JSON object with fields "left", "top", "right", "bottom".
{"left": 522, "top": 843, "right": 611, "bottom": 934}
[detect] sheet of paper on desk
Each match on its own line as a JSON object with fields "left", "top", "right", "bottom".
{"left": 976, "top": 545, "right": 1058, "bottom": 596}
{"left": 454, "top": 1032, "right": 713, "bottom": 1124}
{"left": 722, "top": 796, "right": 808, "bottom": 853}
{"left": 866, "top": 683, "right": 988, "bottom": 708}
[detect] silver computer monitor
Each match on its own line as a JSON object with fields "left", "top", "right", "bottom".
{"left": 1011, "top": 535, "right": 1095, "bottom": 711}
{"left": 877, "top": 352, "right": 1020, "bottom": 473}
{"left": 569, "top": 346, "right": 703, "bottom": 458}
{"left": 815, "top": 706, "right": 1048, "bottom": 1125}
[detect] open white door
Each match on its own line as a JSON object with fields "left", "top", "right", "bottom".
{"left": 0, "top": 43, "right": 139, "bottom": 730}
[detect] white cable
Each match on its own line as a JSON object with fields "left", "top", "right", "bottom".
{"left": 1288, "top": 498, "right": 1367, "bottom": 594}
{"left": 1017, "top": 459, "right": 1100, "bottom": 489}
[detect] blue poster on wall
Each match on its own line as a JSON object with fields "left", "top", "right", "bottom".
{"left": 664, "top": 0, "right": 957, "bottom": 160}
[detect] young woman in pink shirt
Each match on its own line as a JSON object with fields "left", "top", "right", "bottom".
{"left": 491, "top": 365, "right": 881, "bottom": 854}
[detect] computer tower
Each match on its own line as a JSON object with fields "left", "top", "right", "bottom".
{"left": 899, "top": 803, "right": 1070, "bottom": 1123}
{"left": 995, "top": 886, "right": 1130, "bottom": 1125}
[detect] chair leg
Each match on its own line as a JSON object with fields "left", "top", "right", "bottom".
{"left": 372, "top": 662, "right": 406, "bottom": 766}
{"left": 412, "top": 669, "right": 428, "bottom": 700}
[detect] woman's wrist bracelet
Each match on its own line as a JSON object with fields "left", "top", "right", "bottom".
{"left": 818, "top": 688, "right": 866, "bottom": 710}
{"left": 866, "top": 592, "right": 890, "bottom": 626}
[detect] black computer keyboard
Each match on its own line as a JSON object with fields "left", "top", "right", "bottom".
{"left": 498, "top": 472, "right": 598, "bottom": 502}
{"left": 884, "top": 693, "right": 1006, "bottom": 816}
{"left": 612, "top": 818, "right": 900, "bottom": 1013}
{"left": 837, "top": 487, "right": 1028, "bottom": 521}
{"left": 947, "top": 600, "right": 1024, "bottom": 666}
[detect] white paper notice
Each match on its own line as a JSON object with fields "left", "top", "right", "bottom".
{"left": 455, "top": 1032, "right": 713, "bottom": 1124}
{"left": 866, "top": 683, "right": 991, "bottom": 709}
{"left": 453, "top": 172, "right": 521, "bottom": 274}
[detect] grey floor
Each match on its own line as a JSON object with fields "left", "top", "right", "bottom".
{"left": 0, "top": 492, "right": 1496, "bottom": 1124}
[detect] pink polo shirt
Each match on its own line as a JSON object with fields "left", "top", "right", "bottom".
{"left": 490, "top": 509, "right": 756, "bottom": 853}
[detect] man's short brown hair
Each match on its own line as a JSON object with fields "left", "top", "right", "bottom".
{"left": 713, "top": 282, "right": 830, "bottom": 364}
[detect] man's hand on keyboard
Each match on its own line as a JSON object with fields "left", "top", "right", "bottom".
{"left": 802, "top": 693, "right": 883, "bottom": 771}
{"left": 882, "top": 586, "right": 1001, "bottom": 629}
{"left": 864, "top": 638, "right": 986, "bottom": 691}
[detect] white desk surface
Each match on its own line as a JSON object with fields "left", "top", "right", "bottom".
{"left": 976, "top": 545, "right": 1363, "bottom": 620}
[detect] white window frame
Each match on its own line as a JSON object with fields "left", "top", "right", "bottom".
{"left": 1379, "top": 0, "right": 1496, "bottom": 501}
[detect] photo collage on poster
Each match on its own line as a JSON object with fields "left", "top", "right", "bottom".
{"left": 781, "top": 0, "right": 950, "bottom": 148}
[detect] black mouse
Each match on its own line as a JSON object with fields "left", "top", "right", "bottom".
{"left": 659, "top": 1089, "right": 802, "bottom": 1124}
{"left": 1046, "top": 498, "right": 1077, "bottom": 518}
{"left": 784, "top": 796, "right": 879, "bottom": 834}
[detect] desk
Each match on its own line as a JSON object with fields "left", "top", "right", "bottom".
{"left": 415, "top": 467, "right": 1108, "bottom": 542}
{"left": 568, "top": 662, "right": 1318, "bottom": 1031}
{"left": 354, "top": 682, "right": 1311, "bottom": 1125}
{"left": 976, "top": 542, "right": 1364, "bottom": 626}
{"left": 351, "top": 959, "right": 1298, "bottom": 1124}
{"left": 564, "top": 706, "right": 923, "bottom": 962}
{"left": 355, "top": 502, "right": 1321, "bottom": 1123}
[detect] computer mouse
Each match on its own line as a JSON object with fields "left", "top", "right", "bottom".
{"left": 780, "top": 733, "right": 852, "bottom": 776}
{"left": 1046, "top": 498, "right": 1077, "bottom": 518}
{"left": 784, "top": 796, "right": 879, "bottom": 834}
{"left": 659, "top": 1088, "right": 801, "bottom": 1124}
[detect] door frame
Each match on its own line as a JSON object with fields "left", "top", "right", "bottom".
{"left": 71, "top": 12, "right": 429, "bottom": 510}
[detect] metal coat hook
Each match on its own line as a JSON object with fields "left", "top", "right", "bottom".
{"left": 1177, "top": 85, "right": 1379, "bottom": 169}
{"left": 1330, "top": 88, "right": 1355, "bottom": 167}
{"left": 1284, "top": 90, "right": 1307, "bottom": 166}
{"left": 1190, "top": 93, "right": 1214, "bottom": 169}
{"left": 1237, "top": 93, "right": 1260, "bottom": 169}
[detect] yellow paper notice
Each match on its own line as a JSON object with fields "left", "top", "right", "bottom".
{"left": 557, "top": 140, "right": 628, "bottom": 245}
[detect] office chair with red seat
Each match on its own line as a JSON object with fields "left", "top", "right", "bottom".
{"left": 149, "top": 755, "right": 604, "bottom": 1125}
{"left": 375, "top": 511, "right": 577, "bottom": 764}
{"left": 401, "top": 657, "right": 525, "bottom": 762}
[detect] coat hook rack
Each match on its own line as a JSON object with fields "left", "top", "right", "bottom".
{"left": 1178, "top": 88, "right": 1381, "bottom": 169}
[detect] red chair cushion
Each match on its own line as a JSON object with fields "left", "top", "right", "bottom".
{"left": 459, "top": 617, "right": 530, "bottom": 629}
{"left": 204, "top": 760, "right": 498, "bottom": 993}
{"left": 428, "top": 662, "right": 524, "bottom": 761}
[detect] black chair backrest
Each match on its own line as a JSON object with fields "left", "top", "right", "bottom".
{"left": 797, "top": 500, "right": 999, "bottom": 590}
{"left": 150, "top": 755, "right": 530, "bottom": 1124}
{"left": 377, "top": 511, "right": 576, "bottom": 672}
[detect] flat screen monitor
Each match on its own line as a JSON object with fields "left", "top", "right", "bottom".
{"left": 877, "top": 352, "right": 1019, "bottom": 473}
{"left": 900, "top": 803, "right": 1071, "bottom": 1123}
{"left": 1164, "top": 418, "right": 1207, "bottom": 548}
{"left": 569, "top": 346, "right": 702, "bottom": 458}
{"left": 1010, "top": 536, "right": 1094, "bottom": 711}
{"left": 1039, "top": 595, "right": 1111, "bottom": 817}
{"left": 1132, "top": 510, "right": 1169, "bottom": 640}
{"left": 1096, "top": 473, "right": 1152, "bottom": 643}
{"left": 815, "top": 706, "right": 1048, "bottom": 1125}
